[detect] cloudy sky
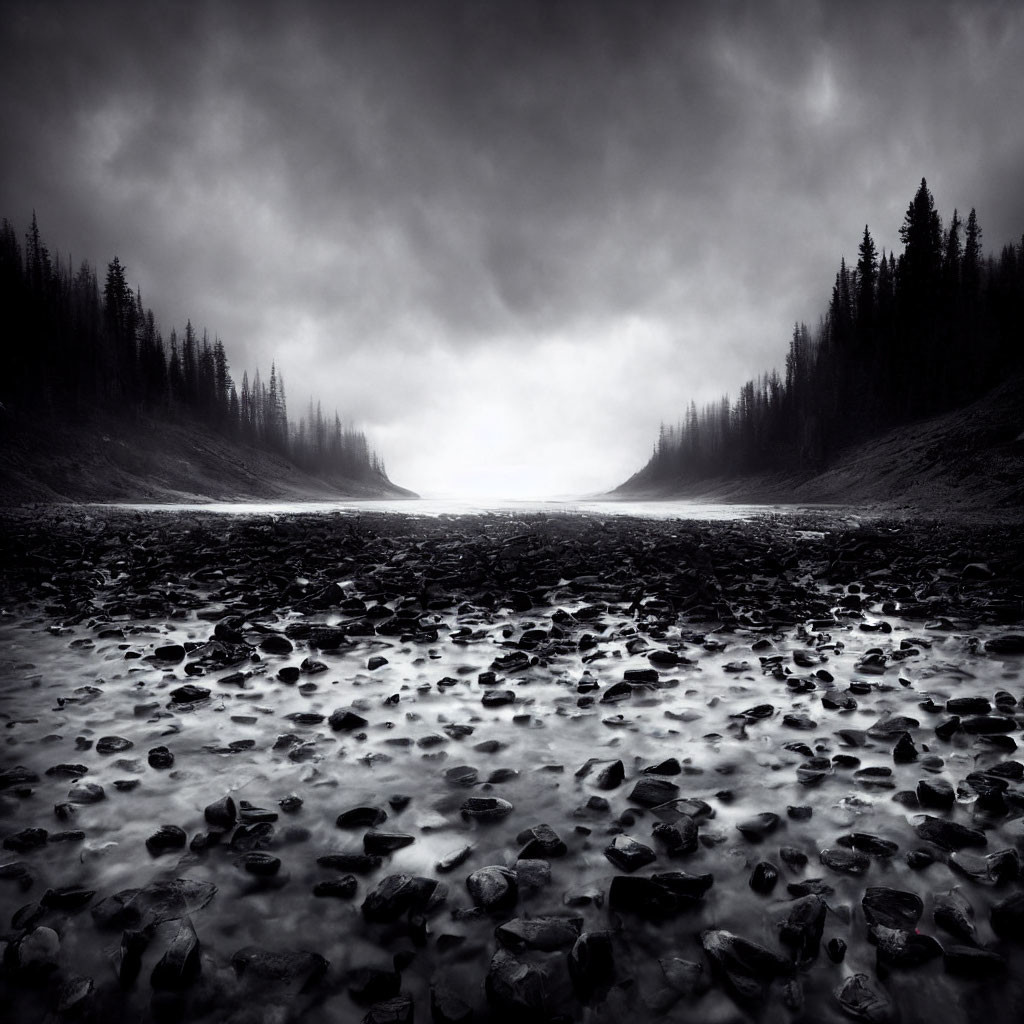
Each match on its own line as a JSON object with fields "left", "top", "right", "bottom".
{"left": 2, "top": 0, "right": 1023, "bottom": 497}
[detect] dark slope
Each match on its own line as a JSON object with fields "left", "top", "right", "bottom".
{"left": 612, "top": 375, "right": 1024, "bottom": 517}
{"left": 0, "top": 410, "right": 417, "bottom": 504}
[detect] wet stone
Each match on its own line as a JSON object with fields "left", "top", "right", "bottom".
{"left": 916, "top": 778, "right": 954, "bottom": 810}
{"left": 364, "top": 831, "right": 415, "bottom": 855}
{"left": 146, "top": 825, "right": 187, "bottom": 856}
{"left": 604, "top": 834, "right": 656, "bottom": 872}
{"left": 96, "top": 736, "right": 133, "bottom": 755}
{"left": 914, "top": 814, "right": 987, "bottom": 851}
{"left": 3, "top": 827, "right": 48, "bottom": 853}
{"left": 628, "top": 776, "right": 679, "bottom": 807}
{"left": 749, "top": 861, "right": 779, "bottom": 894}
{"left": 148, "top": 745, "right": 174, "bottom": 769}
{"left": 466, "top": 865, "right": 517, "bottom": 911}
{"left": 820, "top": 848, "right": 870, "bottom": 875}
{"left": 461, "top": 796, "right": 513, "bottom": 822}
{"left": 337, "top": 806, "right": 388, "bottom": 829}
{"left": 835, "top": 973, "right": 895, "bottom": 1024}
{"left": 736, "top": 812, "right": 780, "bottom": 841}
{"left": 496, "top": 916, "right": 583, "bottom": 952}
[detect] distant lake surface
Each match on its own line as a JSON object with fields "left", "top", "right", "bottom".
{"left": 102, "top": 498, "right": 848, "bottom": 520}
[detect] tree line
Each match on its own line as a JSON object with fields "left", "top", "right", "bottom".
{"left": 0, "top": 214, "right": 389, "bottom": 483}
{"left": 627, "top": 179, "right": 1024, "bottom": 487}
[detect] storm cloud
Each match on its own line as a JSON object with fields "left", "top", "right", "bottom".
{"left": 2, "top": 0, "right": 1023, "bottom": 495}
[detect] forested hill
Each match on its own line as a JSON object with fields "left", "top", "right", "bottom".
{"left": 615, "top": 179, "right": 1024, "bottom": 504}
{"left": 0, "top": 214, "right": 415, "bottom": 502}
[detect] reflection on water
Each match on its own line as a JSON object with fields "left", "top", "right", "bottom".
{"left": 100, "top": 497, "right": 837, "bottom": 520}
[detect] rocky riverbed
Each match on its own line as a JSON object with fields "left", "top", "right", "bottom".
{"left": 1, "top": 505, "right": 1023, "bottom": 1024}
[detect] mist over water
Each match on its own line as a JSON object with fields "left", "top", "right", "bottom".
{"left": 104, "top": 499, "right": 821, "bottom": 521}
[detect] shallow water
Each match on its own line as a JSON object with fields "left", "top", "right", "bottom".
{"left": 102, "top": 497, "right": 841, "bottom": 521}
{"left": 1, "top": 509, "right": 1022, "bottom": 1022}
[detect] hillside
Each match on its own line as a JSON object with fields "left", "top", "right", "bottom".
{"left": 0, "top": 409, "right": 417, "bottom": 504}
{"left": 612, "top": 374, "right": 1024, "bottom": 517}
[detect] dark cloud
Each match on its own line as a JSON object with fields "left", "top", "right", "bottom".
{"left": 1, "top": 0, "right": 1022, "bottom": 494}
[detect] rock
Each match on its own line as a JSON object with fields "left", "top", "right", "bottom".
{"left": 485, "top": 950, "right": 547, "bottom": 1017}
{"left": 933, "top": 887, "right": 976, "bottom": 944}
{"left": 778, "top": 894, "right": 826, "bottom": 964}
{"left": 892, "top": 733, "right": 917, "bottom": 763}
{"left": 608, "top": 871, "right": 712, "bottom": 919}
{"left": 835, "top": 973, "right": 895, "bottom": 1023}
{"left": 826, "top": 937, "right": 847, "bottom": 963}
{"left": 146, "top": 825, "right": 187, "bottom": 856}
{"left": 41, "top": 885, "right": 95, "bottom": 910}
{"left": 330, "top": 708, "right": 368, "bottom": 731}
{"left": 820, "top": 847, "right": 870, "bottom": 875}
{"left": 362, "top": 995, "right": 413, "bottom": 1024}
{"left": 91, "top": 879, "right": 217, "bottom": 930}
{"left": 169, "top": 684, "right": 210, "bottom": 704}
{"left": 431, "top": 983, "right": 473, "bottom": 1024}
{"left": 230, "top": 947, "right": 329, "bottom": 990}
{"left": 482, "top": 689, "right": 516, "bottom": 707}
{"left": 204, "top": 795, "right": 237, "bottom": 828}
{"left": 367, "top": 655, "right": 388, "bottom": 671}
{"left": 569, "top": 930, "right": 614, "bottom": 1000}
{"left": 871, "top": 924, "right": 942, "bottom": 967}
{"left": 628, "top": 776, "right": 679, "bottom": 807}
{"left": 444, "top": 765, "right": 479, "bottom": 787}
{"left": 45, "top": 763, "right": 89, "bottom": 778}
{"left": 56, "top": 973, "right": 95, "bottom": 1013}
{"left": 318, "top": 853, "right": 382, "bottom": 874}
{"left": 3, "top": 827, "right": 48, "bottom": 852}
{"left": 595, "top": 760, "right": 625, "bottom": 789}
{"left": 347, "top": 965, "right": 401, "bottom": 1004}
{"left": 605, "top": 835, "right": 656, "bottom": 872}
{"left": 155, "top": 643, "right": 186, "bottom": 662}
{"left": 836, "top": 833, "right": 899, "bottom": 858}
{"left": 461, "top": 796, "right": 513, "bottom": 822}
{"left": 946, "top": 696, "right": 992, "bottom": 714}
{"left": 148, "top": 746, "right": 174, "bottom": 769}
{"left": 986, "top": 634, "right": 1024, "bottom": 654}
{"left": 314, "top": 876, "right": 357, "bottom": 899}
{"left": 150, "top": 917, "right": 201, "bottom": 991}
{"left": 364, "top": 831, "right": 415, "bottom": 855}
{"left": 68, "top": 782, "right": 105, "bottom": 804}
{"left": 861, "top": 887, "right": 923, "bottom": 930}
{"left": 736, "top": 812, "right": 781, "bottom": 841}
{"left": 949, "top": 847, "right": 1020, "bottom": 885}
{"left": 516, "top": 823, "right": 567, "bottom": 859}
{"left": 601, "top": 681, "right": 633, "bottom": 702}
{"left": 337, "top": 807, "right": 389, "bottom": 828}
{"left": 645, "top": 757, "right": 682, "bottom": 775}
{"left": 466, "top": 866, "right": 517, "bottom": 911}
{"left": 990, "top": 892, "right": 1024, "bottom": 941}
{"left": 916, "top": 778, "right": 954, "bottom": 810}
{"left": 658, "top": 956, "right": 706, "bottom": 997}
{"left": 944, "top": 945, "right": 1007, "bottom": 976}
{"left": 496, "top": 916, "right": 582, "bottom": 951}
{"left": 0, "top": 766, "right": 40, "bottom": 789}
{"left": 914, "top": 814, "right": 987, "bottom": 851}
{"left": 749, "top": 861, "right": 779, "bottom": 894}
{"left": 700, "top": 929, "right": 792, "bottom": 1002}
{"left": 243, "top": 852, "right": 281, "bottom": 876}
{"left": 362, "top": 874, "right": 446, "bottom": 923}
{"left": 652, "top": 817, "right": 698, "bottom": 856}
{"left": 935, "top": 716, "right": 961, "bottom": 740}
{"left": 16, "top": 925, "right": 61, "bottom": 972}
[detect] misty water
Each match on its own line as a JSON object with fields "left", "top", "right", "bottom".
{"left": 105, "top": 498, "right": 814, "bottom": 521}
{"left": 1, "top": 506, "right": 1022, "bottom": 1023}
